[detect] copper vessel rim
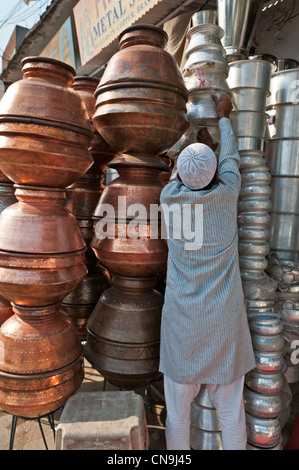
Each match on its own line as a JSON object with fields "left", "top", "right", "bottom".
{"left": 118, "top": 23, "right": 168, "bottom": 42}
{"left": 0, "top": 248, "right": 86, "bottom": 259}
{"left": 95, "top": 80, "right": 188, "bottom": 101}
{"left": 74, "top": 75, "right": 99, "bottom": 83}
{"left": 21, "top": 56, "right": 76, "bottom": 76}
{"left": 11, "top": 301, "right": 61, "bottom": 311}
{"left": 0, "top": 116, "right": 93, "bottom": 139}
{"left": 0, "top": 355, "right": 83, "bottom": 380}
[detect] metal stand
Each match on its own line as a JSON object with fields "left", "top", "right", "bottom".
{"left": 8, "top": 410, "right": 57, "bottom": 450}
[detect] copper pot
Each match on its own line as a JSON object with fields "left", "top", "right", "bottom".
{"left": 0, "top": 249, "right": 87, "bottom": 307}
{"left": 85, "top": 275, "right": 162, "bottom": 388}
{"left": 62, "top": 261, "right": 111, "bottom": 341}
{"left": 0, "top": 57, "right": 93, "bottom": 187}
{"left": 92, "top": 163, "right": 168, "bottom": 277}
{"left": 93, "top": 24, "right": 189, "bottom": 161}
{"left": 0, "top": 358, "right": 83, "bottom": 418}
{"left": 0, "top": 186, "right": 85, "bottom": 254}
{"left": 0, "top": 303, "right": 84, "bottom": 417}
{"left": 72, "top": 75, "right": 119, "bottom": 175}
{"left": 65, "top": 172, "right": 102, "bottom": 219}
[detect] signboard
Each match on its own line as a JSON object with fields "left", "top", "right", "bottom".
{"left": 41, "top": 17, "right": 76, "bottom": 69}
{"left": 73, "top": 0, "right": 161, "bottom": 65}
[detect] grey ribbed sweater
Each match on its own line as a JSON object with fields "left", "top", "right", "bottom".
{"left": 159, "top": 117, "right": 255, "bottom": 384}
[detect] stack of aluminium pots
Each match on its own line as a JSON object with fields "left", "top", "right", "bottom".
{"left": 62, "top": 76, "right": 116, "bottom": 341}
{"left": 190, "top": 386, "right": 223, "bottom": 451}
{"left": 0, "top": 57, "right": 94, "bottom": 418}
{"left": 168, "top": 10, "right": 231, "bottom": 159}
{"left": 84, "top": 24, "right": 189, "bottom": 388}
{"left": 227, "top": 58, "right": 286, "bottom": 449}
{"left": 266, "top": 66, "right": 299, "bottom": 385}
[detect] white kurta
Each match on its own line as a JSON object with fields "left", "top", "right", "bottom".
{"left": 159, "top": 118, "right": 255, "bottom": 384}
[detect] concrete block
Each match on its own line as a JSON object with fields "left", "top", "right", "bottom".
{"left": 55, "top": 390, "right": 149, "bottom": 450}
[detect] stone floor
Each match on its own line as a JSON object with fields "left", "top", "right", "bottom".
{"left": 0, "top": 359, "right": 299, "bottom": 451}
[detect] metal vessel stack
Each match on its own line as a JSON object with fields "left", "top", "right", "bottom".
{"left": 171, "top": 10, "right": 231, "bottom": 161}
{"left": 190, "top": 385, "right": 223, "bottom": 450}
{"left": 84, "top": 24, "right": 189, "bottom": 389}
{"left": 0, "top": 57, "right": 94, "bottom": 417}
{"left": 218, "top": 0, "right": 286, "bottom": 449}
{"left": 266, "top": 65, "right": 299, "bottom": 385}
{"left": 62, "top": 76, "right": 115, "bottom": 341}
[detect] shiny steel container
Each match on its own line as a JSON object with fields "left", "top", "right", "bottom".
{"left": 191, "top": 10, "right": 217, "bottom": 26}
{"left": 246, "top": 413, "right": 281, "bottom": 448}
{"left": 267, "top": 105, "right": 299, "bottom": 139}
{"left": 190, "top": 386, "right": 223, "bottom": 450}
{"left": 228, "top": 59, "right": 273, "bottom": 91}
{"left": 244, "top": 386, "right": 282, "bottom": 419}
{"left": 267, "top": 68, "right": 299, "bottom": 107}
{"left": 217, "top": 0, "right": 264, "bottom": 58}
{"left": 232, "top": 87, "right": 269, "bottom": 113}
{"left": 230, "top": 111, "right": 268, "bottom": 139}
{"left": 254, "top": 350, "right": 285, "bottom": 375}
{"left": 245, "top": 370, "right": 284, "bottom": 395}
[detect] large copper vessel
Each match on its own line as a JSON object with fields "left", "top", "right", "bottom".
{"left": 86, "top": 24, "right": 188, "bottom": 388}
{"left": 93, "top": 24, "right": 189, "bottom": 162}
{"left": 0, "top": 57, "right": 93, "bottom": 187}
{"left": 0, "top": 57, "right": 93, "bottom": 417}
{"left": 85, "top": 276, "right": 163, "bottom": 388}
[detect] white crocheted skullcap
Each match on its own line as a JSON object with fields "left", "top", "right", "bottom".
{"left": 177, "top": 143, "right": 217, "bottom": 190}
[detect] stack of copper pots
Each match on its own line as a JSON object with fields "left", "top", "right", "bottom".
{"left": 0, "top": 57, "right": 94, "bottom": 417}
{"left": 62, "top": 76, "right": 116, "bottom": 341}
{"left": 84, "top": 24, "right": 189, "bottom": 388}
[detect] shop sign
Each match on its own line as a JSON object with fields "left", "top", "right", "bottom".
{"left": 41, "top": 17, "right": 76, "bottom": 69}
{"left": 73, "top": 0, "right": 161, "bottom": 65}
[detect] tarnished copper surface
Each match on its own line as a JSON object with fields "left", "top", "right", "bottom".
{"left": 65, "top": 173, "right": 102, "bottom": 219}
{"left": 0, "top": 304, "right": 82, "bottom": 374}
{"left": 0, "top": 57, "right": 93, "bottom": 187}
{"left": 0, "top": 249, "right": 87, "bottom": 307}
{"left": 0, "top": 186, "right": 85, "bottom": 254}
{"left": 85, "top": 275, "right": 162, "bottom": 388}
{"left": 72, "top": 75, "right": 119, "bottom": 174}
{"left": 1, "top": 57, "right": 91, "bottom": 131}
{"left": 0, "top": 297, "right": 13, "bottom": 326}
{"left": 0, "top": 357, "right": 84, "bottom": 418}
{"left": 93, "top": 24, "right": 189, "bottom": 159}
{"left": 86, "top": 24, "right": 188, "bottom": 388}
{"left": 92, "top": 163, "right": 168, "bottom": 277}
{"left": 62, "top": 262, "right": 111, "bottom": 341}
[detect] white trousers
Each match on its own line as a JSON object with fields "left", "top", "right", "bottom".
{"left": 164, "top": 375, "right": 247, "bottom": 450}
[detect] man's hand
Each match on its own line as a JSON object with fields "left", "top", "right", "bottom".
{"left": 212, "top": 94, "right": 233, "bottom": 119}
{"left": 197, "top": 127, "right": 218, "bottom": 153}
